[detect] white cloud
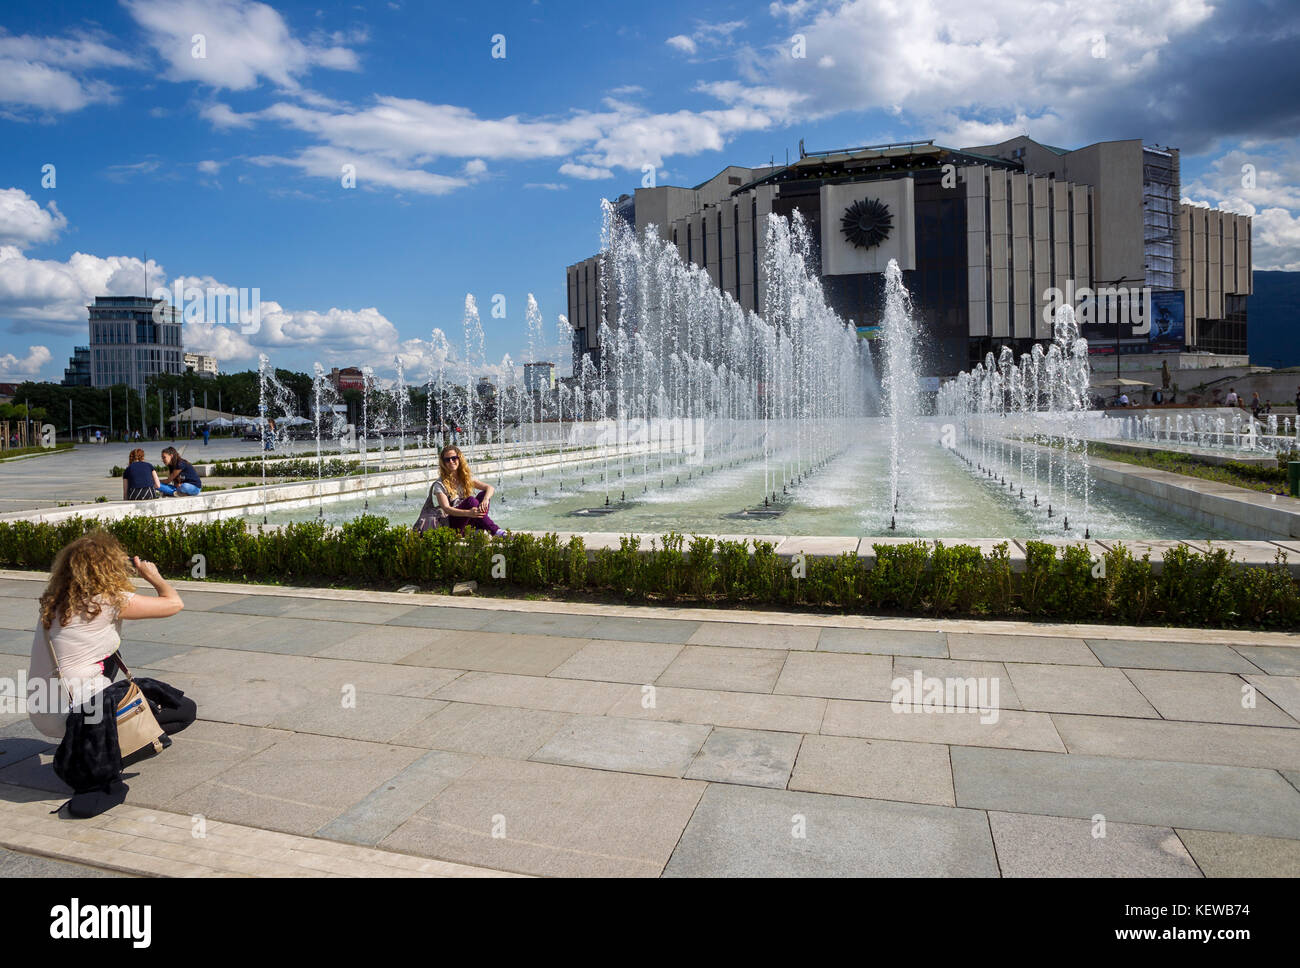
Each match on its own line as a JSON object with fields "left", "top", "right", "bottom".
{"left": 197, "top": 159, "right": 223, "bottom": 174}
{"left": 524, "top": 183, "right": 567, "bottom": 191}
{"left": 250, "top": 144, "right": 470, "bottom": 195}
{"left": 0, "top": 29, "right": 131, "bottom": 114}
{"left": 559, "top": 162, "right": 613, "bottom": 180}
{"left": 1182, "top": 146, "right": 1300, "bottom": 271}
{"left": 123, "top": 0, "right": 360, "bottom": 91}
{"left": 666, "top": 35, "right": 697, "bottom": 55}
{"left": 463, "top": 158, "right": 487, "bottom": 176}
{"left": 0, "top": 344, "right": 52, "bottom": 379}
{"left": 0, "top": 189, "right": 68, "bottom": 247}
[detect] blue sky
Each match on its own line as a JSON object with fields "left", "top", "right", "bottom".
{"left": 2, "top": 0, "right": 1297, "bottom": 385}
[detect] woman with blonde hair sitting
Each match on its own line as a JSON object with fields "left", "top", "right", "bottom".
{"left": 415, "top": 445, "right": 504, "bottom": 535}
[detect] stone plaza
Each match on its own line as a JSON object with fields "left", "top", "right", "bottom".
{"left": 1, "top": 569, "right": 1298, "bottom": 877}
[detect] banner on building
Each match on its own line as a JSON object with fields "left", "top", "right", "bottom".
{"left": 1149, "top": 290, "right": 1185, "bottom": 351}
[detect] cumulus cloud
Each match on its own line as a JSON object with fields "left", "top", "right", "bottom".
{"left": 0, "top": 29, "right": 131, "bottom": 114}
{"left": 0, "top": 344, "right": 52, "bottom": 378}
{"left": 0, "top": 189, "right": 68, "bottom": 247}
{"left": 1182, "top": 145, "right": 1300, "bottom": 270}
{"left": 558, "top": 162, "right": 613, "bottom": 180}
{"left": 197, "top": 159, "right": 223, "bottom": 175}
{"left": 123, "top": 0, "right": 360, "bottom": 91}
{"left": 666, "top": 35, "right": 697, "bottom": 55}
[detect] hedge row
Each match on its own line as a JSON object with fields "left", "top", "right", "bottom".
{"left": 0, "top": 515, "right": 1296, "bottom": 628}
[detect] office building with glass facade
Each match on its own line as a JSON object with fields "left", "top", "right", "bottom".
{"left": 88, "top": 296, "right": 184, "bottom": 395}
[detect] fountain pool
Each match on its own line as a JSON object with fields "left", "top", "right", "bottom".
{"left": 255, "top": 426, "right": 1235, "bottom": 539}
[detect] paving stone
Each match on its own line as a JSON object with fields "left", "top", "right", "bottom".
{"left": 1085, "top": 639, "right": 1261, "bottom": 673}
{"left": 1243, "top": 675, "right": 1300, "bottom": 723}
{"left": 0, "top": 628, "right": 33, "bottom": 656}
{"left": 431, "top": 671, "right": 635, "bottom": 716}
{"left": 773, "top": 651, "right": 895, "bottom": 701}
{"left": 313, "top": 625, "right": 465, "bottom": 663}
{"left": 686, "top": 622, "right": 822, "bottom": 651}
{"left": 951, "top": 746, "right": 1300, "bottom": 840}
{"left": 0, "top": 597, "right": 39, "bottom": 631}
{"left": 946, "top": 633, "right": 1099, "bottom": 666}
{"left": 0, "top": 745, "right": 69, "bottom": 794}
{"left": 385, "top": 607, "right": 498, "bottom": 631}
{"left": 115, "top": 721, "right": 290, "bottom": 808}
{"left": 164, "top": 732, "right": 424, "bottom": 837}
{"left": 891, "top": 656, "right": 1023, "bottom": 710}
{"left": 683, "top": 727, "right": 802, "bottom": 788}
{"left": 0, "top": 847, "right": 125, "bottom": 877}
{"left": 607, "top": 685, "right": 825, "bottom": 734}
{"left": 380, "top": 756, "right": 705, "bottom": 877}
{"left": 1004, "top": 664, "right": 1159, "bottom": 718}
{"left": 477, "top": 610, "right": 602, "bottom": 638}
{"left": 211, "top": 618, "right": 377, "bottom": 656}
{"left": 1175, "top": 829, "right": 1300, "bottom": 877}
{"left": 657, "top": 646, "right": 787, "bottom": 694}
{"left": 1232, "top": 645, "right": 1300, "bottom": 677}
{"left": 0, "top": 719, "right": 55, "bottom": 771}
{"left": 662, "top": 784, "right": 999, "bottom": 877}
{"left": 267, "top": 691, "right": 448, "bottom": 743}
{"left": 817, "top": 627, "right": 948, "bottom": 657}
{"left": 208, "top": 595, "right": 306, "bottom": 616}
{"left": 396, "top": 632, "right": 588, "bottom": 676}
{"left": 1052, "top": 713, "right": 1300, "bottom": 772}
{"left": 315, "top": 748, "right": 479, "bottom": 847}
{"left": 531, "top": 715, "right": 712, "bottom": 777}
{"left": 155, "top": 589, "right": 248, "bottom": 612}
{"left": 548, "top": 641, "right": 683, "bottom": 684}
{"left": 570, "top": 615, "right": 701, "bottom": 644}
{"left": 275, "top": 599, "right": 423, "bottom": 625}
{"left": 988, "top": 812, "right": 1201, "bottom": 877}
{"left": 790, "top": 735, "right": 954, "bottom": 805}
{"left": 389, "top": 702, "right": 571, "bottom": 759}
{"left": 114, "top": 639, "right": 193, "bottom": 667}
{"left": 1125, "top": 670, "right": 1297, "bottom": 727}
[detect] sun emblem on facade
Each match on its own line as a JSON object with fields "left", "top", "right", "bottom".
{"left": 841, "top": 198, "right": 893, "bottom": 249}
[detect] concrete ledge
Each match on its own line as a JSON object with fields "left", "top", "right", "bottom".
{"left": 1089, "top": 438, "right": 1279, "bottom": 468}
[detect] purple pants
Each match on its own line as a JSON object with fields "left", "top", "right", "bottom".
{"left": 450, "top": 490, "right": 499, "bottom": 534}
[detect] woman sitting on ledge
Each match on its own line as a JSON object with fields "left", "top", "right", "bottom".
{"left": 415, "top": 445, "right": 504, "bottom": 536}
{"left": 121, "top": 448, "right": 161, "bottom": 500}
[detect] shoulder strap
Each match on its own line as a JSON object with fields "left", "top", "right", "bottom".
{"left": 41, "top": 621, "right": 73, "bottom": 705}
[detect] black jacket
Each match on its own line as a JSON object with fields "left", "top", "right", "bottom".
{"left": 53, "top": 677, "right": 190, "bottom": 793}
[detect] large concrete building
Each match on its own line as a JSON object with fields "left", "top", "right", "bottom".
{"left": 566, "top": 137, "right": 1252, "bottom": 377}
{"left": 88, "top": 296, "right": 184, "bottom": 395}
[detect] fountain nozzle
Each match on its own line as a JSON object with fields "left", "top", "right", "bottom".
{"left": 889, "top": 516, "right": 896, "bottom": 530}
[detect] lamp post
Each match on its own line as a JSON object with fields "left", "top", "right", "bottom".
{"left": 1091, "top": 275, "right": 1143, "bottom": 403}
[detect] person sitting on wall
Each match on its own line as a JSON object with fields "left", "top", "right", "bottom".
{"left": 121, "top": 448, "right": 161, "bottom": 500}
{"left": 1225, "top": 388, "right": 1239, "bottom": 407}
{"left": 157, "top": 447, "right": 201, "bottom": 497}
{"left": 1117, "top": 392, "right": 1130, "bottom": 407}
{"left": 414, "top": 445, "right": 504, "bottom": 536}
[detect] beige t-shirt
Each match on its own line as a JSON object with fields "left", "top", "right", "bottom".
{"left": 27, "top": 592, "right": 135, "bottom": 739}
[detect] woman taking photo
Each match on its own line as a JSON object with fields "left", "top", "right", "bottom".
{"left": 416, "top": 445, "right": 504, "bottom": 535}
{"left": 28, "top": 530, "right": 189, "bottom": 740}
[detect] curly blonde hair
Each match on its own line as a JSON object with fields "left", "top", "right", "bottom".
{"left": 38, "top": 530, "right": 134, "bottom": 630}
{"left": 438, "top": 445, "right": 474, "bottom": 499}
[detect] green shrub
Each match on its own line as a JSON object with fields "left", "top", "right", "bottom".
{"left": 0, "top": 519, "right": 1295, "bottom": 629}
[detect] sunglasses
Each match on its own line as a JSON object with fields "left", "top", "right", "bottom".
{"left": 442, "top": 455, "right": 459, "bottom": 463}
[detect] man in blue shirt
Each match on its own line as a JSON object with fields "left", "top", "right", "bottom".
{"left": 158, "top": 446, "right": 202, "bottom": 496}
